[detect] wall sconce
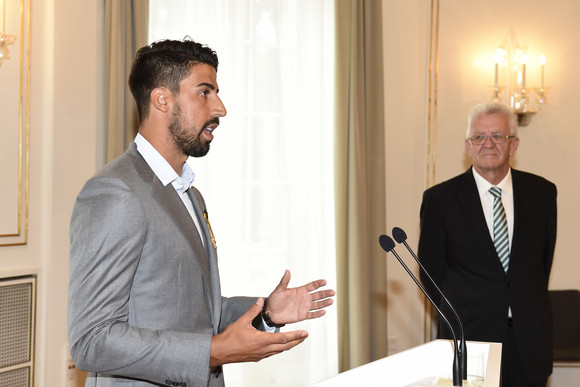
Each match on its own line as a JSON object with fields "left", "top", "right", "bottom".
{"left": 490, "top": 44, "right": 549, "bottom": 126}
{"left": 0, "top": 0, "right": 17, "bottom": 68}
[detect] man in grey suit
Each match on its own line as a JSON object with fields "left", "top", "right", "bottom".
{"left": 68, "top": 38, "right": 335, "bottom": 387}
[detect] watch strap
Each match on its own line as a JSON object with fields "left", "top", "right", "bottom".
{"left": 262, "top": 298, "right": 285, "bottom": 328}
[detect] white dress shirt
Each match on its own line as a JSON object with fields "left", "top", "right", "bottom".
{"left": 134, "top": 133, "right": 204, "bottom": 246}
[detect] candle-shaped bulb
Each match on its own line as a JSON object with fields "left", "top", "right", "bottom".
{"left": 493, "top": 47, "right": 505, "bottom": 90}
{"left": 539, "top": 55, "right": 546, "bottom": 89}
{"left": 521, "top": 54, "right": 527, "bottom": 90}
{"left": 493, "top": 49, "right": 499, "bottom": 89}
{"left": 495, "top": 47, "right": 505, "bottom": 65}
{"left": 539, "top": 55, "right": 546, "bottom": 65}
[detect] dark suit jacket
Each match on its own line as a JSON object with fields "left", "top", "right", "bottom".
{"left": 417, "top": 168, "right": 557, "bottom": 383}
{"left": 68, "top": 143, "right": 256, "bottom": 387}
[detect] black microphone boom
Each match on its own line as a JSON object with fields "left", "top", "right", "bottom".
{"left": 379, "top": 234, "right": 463, "bottom": 387}
{"left": 392, "top": 227, "right": 467, "bottom": 381}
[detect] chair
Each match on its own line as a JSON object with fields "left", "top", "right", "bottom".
{"left": 549, "top": 289, "right": 580, "bottom": 361}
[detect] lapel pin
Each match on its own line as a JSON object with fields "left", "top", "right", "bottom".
{"left": 203, "top": 210, "right": 217, "bottom": 249}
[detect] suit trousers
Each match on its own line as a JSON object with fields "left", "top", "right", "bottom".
{"left": 502, "top": 321, "right": 548, "bottom": 387}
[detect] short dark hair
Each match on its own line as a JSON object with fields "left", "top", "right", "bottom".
{"left": 128, "top": 38, "right": 219, "bottom": 121}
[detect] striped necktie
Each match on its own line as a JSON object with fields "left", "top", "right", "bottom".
{"left": 489, "top": 187, "right": 510, "bottom": 272}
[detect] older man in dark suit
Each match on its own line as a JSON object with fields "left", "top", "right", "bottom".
{"left": 418, "top": 102, "right": 557, "bottom": 387}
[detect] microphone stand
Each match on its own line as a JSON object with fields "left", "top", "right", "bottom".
{"left": 392, "top": 227, "right": 467, "bottom": 381}
{"left": 379, "top": 235, "right": 462, "bottom": 386}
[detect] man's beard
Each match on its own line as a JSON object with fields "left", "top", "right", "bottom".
{"left": 168, "top": 104, "right": 217, "bottom": 158}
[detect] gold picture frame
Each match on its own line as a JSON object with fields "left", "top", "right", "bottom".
{"left": 0, "top": 0, "right": 30, "bottom": 246}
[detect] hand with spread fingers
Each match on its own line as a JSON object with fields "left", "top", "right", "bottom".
{"left": 210, "top": 298, "right": 309, "bottom": 366}
{"left": 265, "top": 270, "right": 335, "bottom": 326}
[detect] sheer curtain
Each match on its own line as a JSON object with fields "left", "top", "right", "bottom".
{"left": 149, "top": 1, "right": 337, "bottom": 386}
{"left": 103, "top": 0, "right": 148, "bottom": 163}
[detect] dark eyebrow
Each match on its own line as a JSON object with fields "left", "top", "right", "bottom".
{"left": 197, "top": 82, "right": 219, "bottom": 93}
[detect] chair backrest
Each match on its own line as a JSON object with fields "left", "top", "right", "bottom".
{"left": 549, "top": 289, "right": 580, "bottom": 361}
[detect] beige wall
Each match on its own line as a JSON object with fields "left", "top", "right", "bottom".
{"left": 384, "top": 0, "right": 580, "bottom": 385}
{"left": 435, "top": 0, "right": 580, "bottom": 292}
{"left": 0, "top": 0, "right": 100, "bottom": 386}
{"left": 383, "top": 0, "right": 432, "bottom": 355}
{"left": 1, "top": 0, "right": 578, "bottom": 386}
{"left": 47, "top": 0, "right": 101, "bottom": 384}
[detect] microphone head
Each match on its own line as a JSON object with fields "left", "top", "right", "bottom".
{"left": 379, "top": 234, "right": 396, "bottom": 252}
{"left": 392, "top": 227, "right": 407, "bottom": 243}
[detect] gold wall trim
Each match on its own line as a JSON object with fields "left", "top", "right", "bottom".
{"left": 0, "top": 0, "right": 30, "bottom": 246}
{"left": 424, "top": 0, "right": 440, "bottom": 343}
{"left": 426, "top": 0, "right": 439, "bottom": 190}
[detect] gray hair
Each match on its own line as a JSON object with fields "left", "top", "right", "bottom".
{"left": 465, "top": 102, "right": 518, "bottom": 139}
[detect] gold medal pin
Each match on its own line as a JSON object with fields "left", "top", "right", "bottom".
{"left": 203, "top": 211, "right": 217, "bottom": 249}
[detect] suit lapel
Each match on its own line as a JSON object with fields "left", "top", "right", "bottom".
{"left": 127, "top": 144, "right": 215, "bottom": 313}
{"left": 151, "top": 183, "right": 211, "bottom": 277}
{"left": 509, "top": 170, "right": 526, "bottom": 268}
{"left": 186, "top": 189, "right": 214, "bottom": 303}
{"left": 189, "top": 188, "right": 222, "bottom": 333}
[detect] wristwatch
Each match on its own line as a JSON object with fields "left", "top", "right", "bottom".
{"left": 261, "top": 298, "right": 285, "bottom": 328}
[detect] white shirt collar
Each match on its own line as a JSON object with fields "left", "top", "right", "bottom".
{"left": 472, "top": 167, "right": 513, "bottom": 197}
{"left": 134, "top": 133, "right": 196, "bottom": 193}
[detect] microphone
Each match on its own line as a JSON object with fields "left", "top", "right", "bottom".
{"left": 392, "top": 227, "right": 467, "bottom": 381}
{"left": 379, "top": 234, "right": 463, "bottom": 387}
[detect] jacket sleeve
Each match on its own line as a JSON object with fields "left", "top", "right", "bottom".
{"left": 543, "top": 183, "right": 557, "bottom": 280}
{"left": 417, "top": 189, "right": 448, "bottom": 308}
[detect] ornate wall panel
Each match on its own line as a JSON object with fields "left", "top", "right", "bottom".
{"left": 0, "top": 0, "right": 30, "bottom": 246}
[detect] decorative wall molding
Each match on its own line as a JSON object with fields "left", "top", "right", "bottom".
{"left": 424, "top": 0, "right": 440, "bottom": 343}
{"left": 0, "top": 0, "right": 30, "bottom": 246}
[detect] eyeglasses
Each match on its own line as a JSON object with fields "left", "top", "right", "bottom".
{"left": 468, "top": 134, "right": 516, "bottom": 145}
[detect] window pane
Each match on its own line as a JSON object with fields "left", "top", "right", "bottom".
{"left": 149, "top": 1, "right": 337, "bottom": 385}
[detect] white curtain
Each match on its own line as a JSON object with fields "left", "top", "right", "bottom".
{"left": 149, "top": 1, "right": 337, "bottom": 386}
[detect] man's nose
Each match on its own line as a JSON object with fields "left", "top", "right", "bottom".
{"left": 482, "top": 135, "right": 494, "bottom": 146}
{"left": 214, "top": 96, "right": 227, "bottom": 118}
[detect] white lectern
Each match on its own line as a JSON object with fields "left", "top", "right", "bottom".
{"left": 315, "top": 340, "right": 502, "bottom": 387}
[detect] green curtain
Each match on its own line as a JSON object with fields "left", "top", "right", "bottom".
{"left": 334, "top": 0, "right": 387, "bottom": 372}
{"left": 104, "top": 0, "right": 149, "bottom": 162}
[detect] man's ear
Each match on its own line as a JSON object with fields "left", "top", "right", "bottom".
{"left": 151, "top": 88, "right": 170, "bottom": 112}
{"left": 509, "top": 136, "right": 520, "bottom": 156}
{"left": 465, "top": 138, "right": 472, "bottom": 156}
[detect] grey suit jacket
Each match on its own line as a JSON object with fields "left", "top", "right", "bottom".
{"left": 68, "top": 143, "right": 256, "bottom": 387}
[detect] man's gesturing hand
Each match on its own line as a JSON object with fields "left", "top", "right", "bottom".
{"left": 210, "top": 298, "right": 308, "bottom": 367}
{"left": 266, "top": 270, "right": 335, "bottom": 326}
